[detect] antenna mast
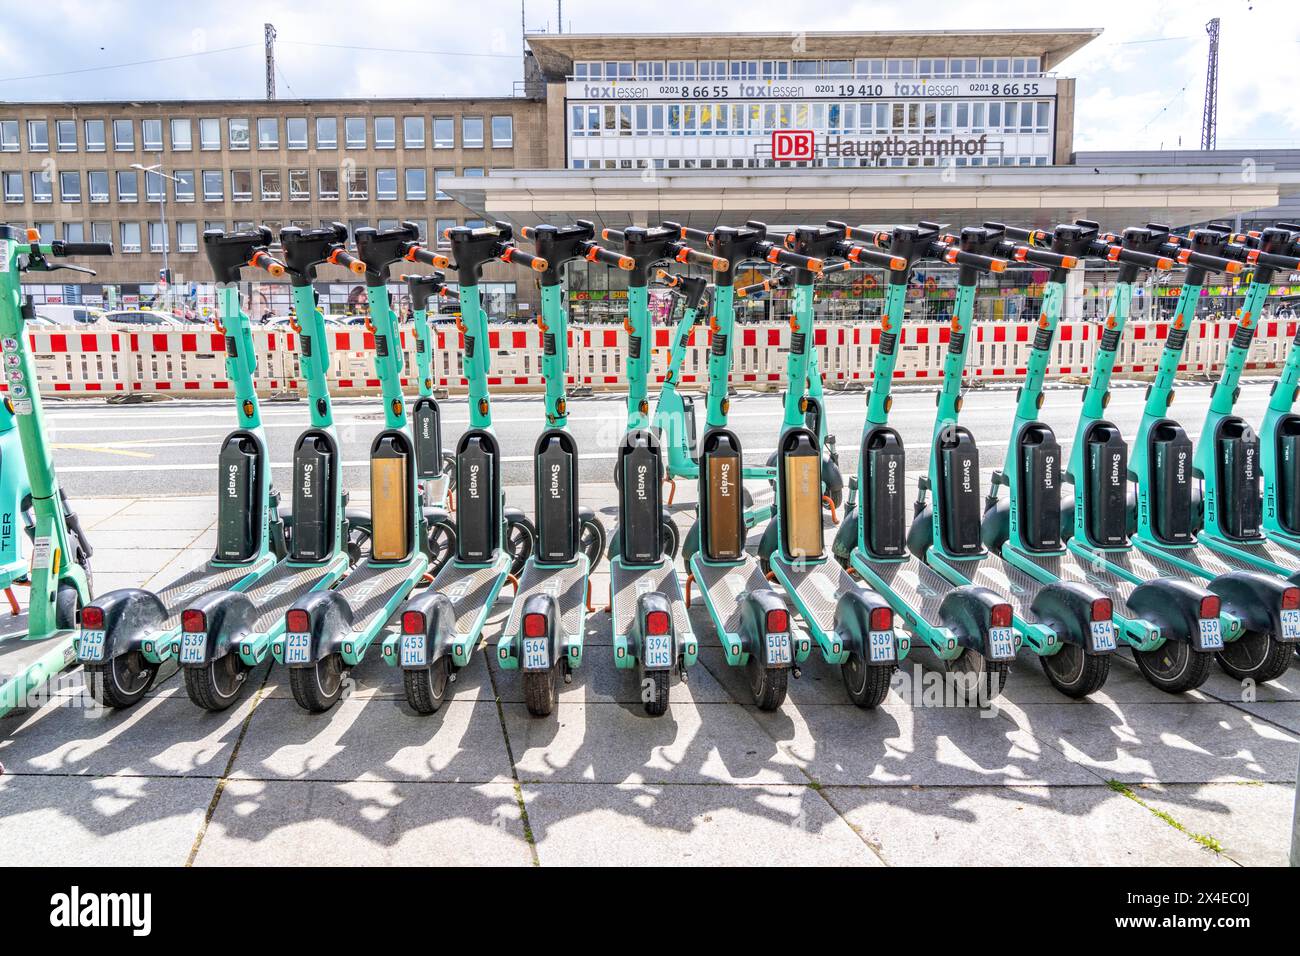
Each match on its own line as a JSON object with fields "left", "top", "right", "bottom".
{"left": 1201, "top": 17, "right": 1220, "bottom": 150}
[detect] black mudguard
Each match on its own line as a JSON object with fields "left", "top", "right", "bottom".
{"left": 737, "top": 588, "right": 789, "bottom": 666}
{"left": 87, "top": 588, "right": 167, "bottom": 661}
{"left": 287, "top": 589, "right": 355, "bottom": 664}
{"left": 631, "top": 590, "right": 675, "bottom": 672}
{"left": 1127, "top": 577, "right": 1208, "bottom": 646}
{"left": 397, "top": 588, "right": 456, "bottom": 669}
{"left": 180, "top": 590, "right": 257, "bottom": 665}
{"left": 518, "top": 591, "right": 561, "bottom": 672}
{"left": 1210, "top": 569, "right": 1298, "bottom": 643}
{"left": 832, "top": 585, "right": 895, "bottom": 664}
{"left": 1030, "top": 579, "right": 1108, "bottom": 652}
{"left": 938, "top": 585, "right": 1005, "bottom": 657}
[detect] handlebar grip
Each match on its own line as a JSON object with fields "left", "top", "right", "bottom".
{"left": 517, "top": 225, "right": 536, "bottom": 241}
{"left": 600, "top": 227, "right": 626, "bottom": 244}
{"left": 675, "top": 224, "right": 712, "bottom": 244}
{"left": 1010, "top": 246, "right": 1078, "bottom": 270}
{"left": 846, "top": 247, "right": 909, "bottom": 271}
{"left": 501, "top": 246, "right": 548, "bottom": 272}
{"left": 1177, "top": 249, "right": 1242, "bottom": 274}
{"left": 1247, "top": 249, "right": 1300, "bottom": 272}
{"left": 676, "top": 247, "right": 729, "bottom": 272}
{"left": 765, "top": 246, "right": 824, "bottom": 273}
{"left": 944, "top": 249, "right": 1007, "bottom": 273}
{"left": 587, "top": 245, "right": 635, "bottom": 270}
{"left": 821, "top": 261, "right": 853, "bottom": 275}
{"left": 327, "top": 247, "right": 367, "bottom": 275}
{"left": 734, "top": 278, "right": 775, "bottom": 298}
{"left": 52, "top": 241, "right": 114, "bottom": 257}
{"left": 248, "top": 250, "right": 286, "bottom": 277}
{"left": 655, "top": 268, "right": 684, "bottom": 289}
{"left": 1106, "top": 246, "right": 1175, "bottom": 270}
{"left": 404, "top": 245, "right": 451, "bottom": 269}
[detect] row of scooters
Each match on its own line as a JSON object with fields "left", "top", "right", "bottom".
{"left": 0, "top": 216, "right": 1298, "bottom": 727}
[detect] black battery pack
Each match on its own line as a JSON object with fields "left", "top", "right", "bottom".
{"left": 618, "top": 430, "right": 663, "bottom": 565}
{"left": 535, "top": 430, "right": 578, "bottom": 563}
{"left": 862, "top": 427, "right": 906, "bottom": 557}
{"left": 1217, "top": 419, "right": 1261, "bottom": 538}
{"left": 412, "top": 396, "right": 443, "bottom": 480}
{"left": 215, "top": 433, "right": 261, "bottom": 561}
{"left": 1279, "top": 417, "right": 1300, "bottom": 533}
{"left": 1150, "top": 422, "right": 1194, "bottom": 544}
{"left": 682, "top": 394, "right": 699, "bottom": 462}
{"left": 938, "top": 427, "right": 982, "bottom": 555}
{"left": 291, "top": 433, "right": 335, "bottom": 561}
{"left": 700, "top": 429, "right": 745, "bottom": 561}
{"left": 1085, "top": 424, "right": 1129, "bottom": 547}
{"left": 457, "top": 431, "right": 500, "bottom": 563}
{"left": 1018, "top": 424, "right": 1062, "bottom": 552}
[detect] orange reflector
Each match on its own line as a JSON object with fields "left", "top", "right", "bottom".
{"left": 1061, "top": 255, "right": 1079, "bottom": 268}
{"left": 989, "top": 260, "right": 1007, "bottom": 273}
{"left": 1224, "top": 261, "right": 1242, "bottom": 274}
{"left": 889, "top": 256, "right": 906, "bottom": 271}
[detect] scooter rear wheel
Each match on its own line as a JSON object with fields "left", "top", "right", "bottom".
{"left": 289, "top": 654, "right": 346, "bottom": 712}
{"left": 1040, "top": 644, "right": 1110, "bottom": 699}
{"left": 404, "top": 656, "right": 452, "bottom": 714}
{"left": 947, "top": 648, "right": 1012, "bottom": 703}
{"left": 84, "top": 652, "right": 158, "bottom": 709}
{"left": 1133, "top": 641, "right": 1211, "bottom": 694}
{"left": 840, "top": 652, "right": 893, "bottom": 709}
{"left": 746, "top": 654, "right": 788, "bottom": 711}
{"left": 183, "top": 655, "right": 249, "bottom": 712}
{"left": 639, "top": 667, "right": 670, "bottom": 717}
{"left": 1215, "top": 630, "right": 1294, "bottom": 684}
{"left": 523, "top": 665, "right": 559, "bottom": 717}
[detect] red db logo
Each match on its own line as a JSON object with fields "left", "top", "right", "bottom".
{"left": 772, "top": 130, "right": 815, "bottom": 161}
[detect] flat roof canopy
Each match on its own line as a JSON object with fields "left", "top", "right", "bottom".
{"left": 526, "top": 29, "right": 1103, "bottom": 79}
{"left": 444, "top": 164, "right": 1300, "bottom": 233}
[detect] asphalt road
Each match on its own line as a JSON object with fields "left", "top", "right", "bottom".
{"left": 41, "top": 379, "right": 1275, "bottom": 500}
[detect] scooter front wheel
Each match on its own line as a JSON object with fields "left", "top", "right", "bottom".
{"left": 506, "top": 514, "right": 537, "bottom": 577}
{"left": 840, "top": 652, "right": 892, "bottom": 709}
{"left": 289, "top": 654, "right": 347, "bottom": 712}
{"left": 1133, "top": 641, "right": 1211, "bottom": 694}
{"left": 1040, "top": 643, "right": 1110, "bottom": 699}
{"left": 404, "top": 656, "right": 452, "bottom": 714}
{"left": 580, "top": 513, "right": 607, "bottom": 570}
{"left": 84, "top": 652, "right": 158, "bottom": 709}
{"left": 746, "top": 653, "right": 788, "bottom": 711}
{"left": 183, "top": 654, "right": 250, "bottom": 712}
{"left": 1215, "top": 630, "right": 1293, "bottom": 684}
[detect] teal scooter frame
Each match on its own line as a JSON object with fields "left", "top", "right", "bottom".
{"left": 0, "top": 227, "right": 100, "bottom": 718}
{"left": 1259, "top": 224, "right": 1300, "bottom": 563}
{"left": 81, "top": 227, "right": 285, "bottom": 709}
{"left": 0, "top": 400, "right": 32, "bottom": 618}
{"left": 403, "top": 272, "right": 456, "bottom": 511}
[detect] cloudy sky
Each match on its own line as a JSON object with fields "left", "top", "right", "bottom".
{"left": 0, "top": 0, "right": 1295, "bottom": 152}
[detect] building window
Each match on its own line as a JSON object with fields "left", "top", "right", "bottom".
{"left": 346, "top": 167, "right": 368, "bottom": 200}
{"left": 120, "top": 222, "right": 141, "bottom": 253}
{"left": 148, "top": 221, "right": 169, "bottom": 253}
{"left": 63, "top": 222, "right": 85, "bottom": 244}
{"left": 56, "top": 119, "right": 77, "bottom": 151}
{"left": 316, "top": 117, "right": 337, "bottom": 149}
{"left": 318, "top": 168, "right": 339, "bottom": 200}
{"left": 433, "top": 117, "right": 454, "bottom": 148}
{"left": 202, "top": 169, "right": 223, "bottom": 200}
{"left": 142, "top": 119, "right": 163, "bottom": 151}
{"left": 491, "top": 115, "right": 513, "bottom": 148}
{"left": 407, "top": 219, "right": 428, "bottom": 242}
{"left": 404, "top": 168, "right": 426, "bottom": 200}
{"left": 170, "top": 118, "right": 192, "bottom": 151}
{"left": 177, "top": 221, "right": 198, "bottom": 252}
{"left": 113, "top": 119, "right": 135, "bottom": 151}
{"left": 260, "top": 169, "right": 281, "bottom": 200}
{"left": 374, "top": 116, "right": 396, "bottom": 149}
{"left": 228, "top": 118, "right": 250, "bottom": 149}
{"left": 2, "top": 171, "right": 22, "bottom": 203}
{"left": 345, "top": 116, "right": 366, "bottom": 148}
{"left": 463, "top": 167, "right": 484, "bottom": 178}
{"left": 88, "top": 170, "right": 109, "bottom": 202}
{"left": 145, "top": 170, "right": 165, "bottom": 201}
{"left": 257, "top": 117, "right": 279, "bottom": 149}
{"left": 403, "top": 116, "right": 425, "bottom": 148}
{"left": 91, "top": 222, "right": 111, "bottom": 244}
{"left": 59, "top": 171, "right": 81, "bottom": 202}
{"left": 375, "top": 168, "right": 397, "bottom": 200}
{"left": 33, "top": 223, "right": 54, "bottom": 243}
{"left": 80, "top": 119, "right": 104, "bottom": 152}
{"left": 289, "top": 169, "right": 309, "bottom": 200}
{"left": 462, "top": 116, "right": 483, "bottom": 148}
{"left": 27, "top": 120, "right": 49, "bottom": 151}
{"left": 231, "top": 169, "right": 252, "bottom": 201}
{"left": 287, "top": 117, "right": 308, "bottom": 149}
{"left": 173, "top": 170, "right": 195, "bottom": 202}
{"left": 0, "top": 120, "right": 19, "bottom": 151}
{"left": 434, "top": 168, "right": 452, "bottom": 200}
{"left": 435, "top": 218, "right": 455, "bottom": 246}
{"left": 115, "top": 170, "right": 137, "bottom": 202}
{"left": 200, "top": 117, "right": 221, "bottom": 150}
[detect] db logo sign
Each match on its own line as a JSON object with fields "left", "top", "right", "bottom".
{"left": 772, "top": 130, "right": 815, "bottom": 161}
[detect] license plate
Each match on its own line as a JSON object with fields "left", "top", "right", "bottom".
{"left": 765, "top": 632, "right": 791, "bottom": 666}
{"left": 79, "top": 629, "right": 105, "bottom": 662}
{"left": 868, "top": 629, "right": 895, "bottom": 663}
{"left": 1199, "top": 617, "right": 1224, "bottom": 651}
{"left": 522, "top": 636, "right": 549, "bottom": 670}
{"left": 285, "top": 631, "right": 312, "bottom": 665}
{"left": 400, "top": 632, "right": 427, "bottom": 668}
{"left": 178, "top": 631, "right": 206, "bottom": 665}
{"left": 988, "top": 626, "right": 1016, "bottom": 661}
{"left": 1090, "top": 620, "right": 1116, "bottom": 653}
{"left": 644, "top": 634, "right": 673, "bottom": 670}
{"left": 1281, "top": 608, "right": 1300, "bottom": 642}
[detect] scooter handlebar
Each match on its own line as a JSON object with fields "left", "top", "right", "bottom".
{"left": 1106, "top": 246, "right": 1176, "bottom": 271}
{"left": 326, "top": 246, "right": 367, "bottom": 275}
{"left": 248, "top": 250, "right": 286, "bottom": 277}
{"left": 672, "top": 223, "right": 713, "bottom": 244}
{"left": 988, "top": 223, "right": 1052, "bottom": 247}
{"left": 943, "top": 248, "right": 1007, "bottom": 273}
{"left": 51, "top": 240, "right": 114, "bottom": 257}
{"left": 403, "top": 244, "right": 451, "bottom": 269}
{"left": 501, "top": 246, "right": 548, "bottom": 272}
{"left": 735, "top": 276, "right": 777, "bottom": 298}
{"left": 846, "top": 246, "right": 909, "bottom": 271}
{"left": 586, "top": 245, "right": 635, "bottom": 270}
{"left": 764, "top": 245, "right": 824, "bottom": 273}
{"left": 675, "top": 246, "right": 730, "bottom": 272}
{"left": 1009, "top": 245, "right": 1078, "bottom": 270}
{"left": 1246, "top": 248, "right": 1300, "bottom": 272}
{"left": 1175, "top": 248, "right": 1242, "bottom": 274}
{"left": 600, "top": 227, "right": 626, "bottom": 244}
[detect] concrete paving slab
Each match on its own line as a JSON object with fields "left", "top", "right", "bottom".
{"left": 526, "top": 783, "right": 882, "bottom": 866}
{"left": 92, "top": 548, "right": 192, "bottom": 579}
{"left": 822, "top": 784, "right": 1231, "bottom": 867}
{"left": 228, "top": 696, "right": 514, "bottom": 784}
{"left": 1016, "top": 700, "right": 1300, "bottom": 784}
{"left": 0, "top": 774, "right": 215, "bottom": 866}
{"left": 1128, "top": 782, "right": 1297, "bottom": 867}
{"left": 1201, "top": 660, "right": 1300, "bottom": 704}
{"left": 192, "top": 779, "right": 532, "bottom": 866}
{"left": 257, "top": 640, "right": 494, "bottom": 702}
{"left": 95, "top": 511, "right": 215, "bottom": 532}
{"left": 87, "top": 528, "right": 211, "bottom": 552}
{"left": 505, "top": 700, "right": 806, "bottom": 786}
{"left": 1233, "top": 701, "right": 1300, "bottom": 734}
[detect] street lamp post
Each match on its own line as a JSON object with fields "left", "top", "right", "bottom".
{"left": 131, "top": 162, "right": 182, "bottom": 310}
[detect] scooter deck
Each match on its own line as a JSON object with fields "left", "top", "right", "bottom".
{"left": 155, "top": 555, "right": 277, "bottom": 630}
{"left": 338, "top": 556, "right": 427, "bottom": 635}
{"left": 770, "top": 553, "right": 851, "bottom": 635}
{"left": 690, "top": 554, "right": 770, "bottom": 638}
{"left": 1131, "top": 539, "right": 1236, "bottom": 580}
{"left": 238, "top": 557, "right": 349, "bottom": 635}
{"left": 1202, "top": 534, "right": 1300, "bottom": 577}
{"left": 503, "top": 558, "right": 590, "bottom": 640}
{"left": 940, "top": 552, "right": 1047, "bottom": 625}
{"left": 430, "top": 552, "right": 512, "bottom": 640}
{"left": 610, "top": 559, "right": 691, "bottom": 641}
{"left": 858, "top": 556, "right": 954, "bottom": 625}
{"left": 1043, "top": 547, "right": 1144, "bottom": 617}
{"left": 0, "top": 625, "right": 77, "bottom": 714}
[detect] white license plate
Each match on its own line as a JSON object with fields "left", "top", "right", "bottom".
{"left": 1281, "top": 608, "right": 1300, "bottom": 642}
{"left": 400, "top": 632, "right": 426, "bottom": 668}
{"left": 79, "top": 629, "right": 105, "bottom": 662}
{"left": 868, "top": 629, "right": 895, "bottom": 663}
{"left": 1199, "top": 618, "right": 1224, "bottom": 650}
{"left": 1090, "top": 620, "right": 1117, "bottom": 653}
{"left": 644, "top": 634, "right": 673, "bottom": 670}
{"left": 988, "top": 626, "right": 1016, "bottom": 660}
{"left": 178, "top": 632, "right": 206, "bottom": 665}
{"left": 765, "top": 632, "right": 792, "bottom": 666}
{"left": 285, "top": 631, "right": 312, "bottom": 665}
{"left": 522, "top": 636, "right": 550, "bottom": 670}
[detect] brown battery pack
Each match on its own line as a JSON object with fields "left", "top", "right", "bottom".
{"left": 370, "top": 454, "right": 409, "bottom": 560}
{"left": 783, "top": 453, "right": 824, "bottom": 560}
{"left": 706, "top": 456, "right": 743, "bottom": 560}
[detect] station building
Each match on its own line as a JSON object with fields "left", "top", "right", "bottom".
{"left": 2, "top": 28, "right": 1298, "bottom": 323}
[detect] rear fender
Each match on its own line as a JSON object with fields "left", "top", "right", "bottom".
{"left": 737, "top": 588, "right": 791, "bottom": 667}
{"left": 1126, "top": 578, "right": 1206, "bottom": 646}
{"left": 517, "top": 591, "right": 562, "bottom": 671}
{"left": 832, "top": 585, "right": 895, "bottom": 663}
{"left": 286, "top": 589, "right": 355, "bottom": 664}
{"left": 1030, "top": 579, "right": 1108, "bottom": 652}
{"left": 395, "top": 588, "right": 456, "bottom": 669}
{"left": 82, "top": 588, "right": 167, "bottom": 662}
{"left": 178, "top": 591, "right": 257, "bottom": 665}
{"left": 1210, "top": 569, "right": 1297, "bottom": 642}
{"left": 938, "top": 585, "right": 1006, "bottom": 657}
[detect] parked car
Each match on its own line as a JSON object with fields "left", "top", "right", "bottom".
{"left": 34, "top": 304, "right": 104, "bottom": 326}
{"left": 100, "top": 309, "right": 185, "bottom": 327}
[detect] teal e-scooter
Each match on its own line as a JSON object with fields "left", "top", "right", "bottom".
{"left": 403, "top": 271, "right": 456, "bottom": 511}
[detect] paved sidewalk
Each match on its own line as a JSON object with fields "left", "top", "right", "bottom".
{"left": 1, "top": 489, "right": 1297, "bottom": 866}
